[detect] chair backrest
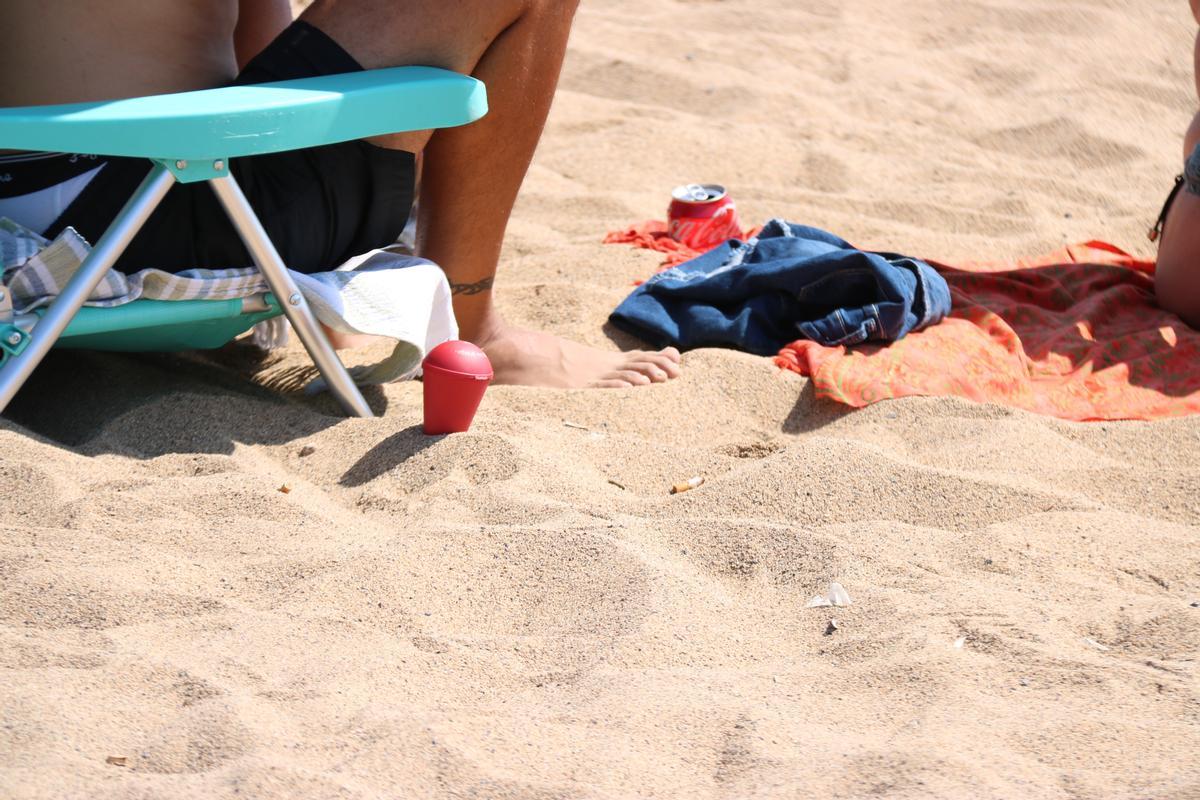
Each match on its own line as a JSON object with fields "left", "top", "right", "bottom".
{"left": 0, "top": 66, "right": 487, "bottom": 161}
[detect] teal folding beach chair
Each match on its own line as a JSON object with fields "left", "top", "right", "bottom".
{"left": 0, "top": 67, "right": 488, "bottom": 418}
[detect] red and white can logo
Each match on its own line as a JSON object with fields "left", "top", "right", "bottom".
{"left": 667, "top": 183, "right": 741, "bottom": 251}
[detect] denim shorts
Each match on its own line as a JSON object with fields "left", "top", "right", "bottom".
{"left": 1187, "top": 141, "right": 1200, "bottom": 196}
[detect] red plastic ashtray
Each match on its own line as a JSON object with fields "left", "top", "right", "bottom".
{"left": 422, "top": 341, "right": 493, "bottom": 434}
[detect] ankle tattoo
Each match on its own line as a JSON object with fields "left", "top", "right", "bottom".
{"left": 450, "top": 277, "right": 495, "bottom": 296}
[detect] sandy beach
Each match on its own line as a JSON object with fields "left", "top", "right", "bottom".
{"left": 3, "top": 0, "right": 1199, "bottom": 797}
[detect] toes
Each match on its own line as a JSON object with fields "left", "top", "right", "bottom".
{"left": 638, "top": 352, "right": 683, "bottom": 379}
{"left": 590, "top": 349, "right": 684, "bottom": 389}
{"left": 608, "top": 369, "right": 653, "bottom": 386}
{"left": 628, "top": 361, "right": 670, "bottom": 383}
{"left": 620, "top": 351, "right": 682, "bottom": 382}
{"left": 593, "top": 357, "right": 679, "bottom": 388}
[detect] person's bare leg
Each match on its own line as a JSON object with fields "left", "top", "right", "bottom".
{"left": 1152, "top": 109, "right": 1200, "bottom": 328}
{"left": 1156, "top": 118, "right": 1200, "bottom": 329}
{"left": 1156, "top": 15, "right": 1200, "bottom": 329}
{"left": 300, "top": 0, "right": 681, "bottom": 387}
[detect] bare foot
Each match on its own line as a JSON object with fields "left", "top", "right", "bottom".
{"left": 473, "top": 324, "right": 682, "bottom": 388}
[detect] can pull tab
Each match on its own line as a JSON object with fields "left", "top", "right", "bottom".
{"left": 684, "top": 183, "right": 709, "bottom": 202}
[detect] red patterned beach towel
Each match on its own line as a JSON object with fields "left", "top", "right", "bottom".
{"left": 605, "top": 224, "right": 1200, "bottom": 422}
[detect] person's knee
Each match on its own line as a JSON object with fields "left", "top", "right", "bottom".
{"left": 530, "top": 0, "right": 580, "bottom": 11}
{"left": 539, "top": 0, "right": 580, "bottom": 25}
{"left": 518, "top": 0, "right": 580, "bottom": 22}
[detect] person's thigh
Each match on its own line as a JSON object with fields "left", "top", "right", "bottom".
{"left": 298, "top": 0, "right": 574, "bottom": 152}
{"left": 1156, "top": 147, "right": 1200, "bottom": 328}
{"left": 300, "top": 0, "right": 533, "bottom": 74}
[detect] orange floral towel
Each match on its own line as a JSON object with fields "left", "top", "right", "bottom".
{"left": 606, "top": 225, "right": 1200, "bottom": 421}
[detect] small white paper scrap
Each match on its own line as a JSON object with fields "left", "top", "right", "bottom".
{"left": 806, "top": 582, "right": 853, "bottom": 608}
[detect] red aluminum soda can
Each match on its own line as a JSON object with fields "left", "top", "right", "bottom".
{"left": 667, "top": 183, "right": 741, "bottom": 251}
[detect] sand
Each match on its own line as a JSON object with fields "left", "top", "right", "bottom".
{"left": 3, "top": 1, "right": 1200, "bottom": 797}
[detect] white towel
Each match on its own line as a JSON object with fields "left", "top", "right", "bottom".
{"left": 290, "top": 246, "right": 458, "bottom": 385}
{"left": 0, "top": 218, "right": 458, "bottom": 385}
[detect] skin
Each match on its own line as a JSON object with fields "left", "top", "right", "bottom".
{"left": 0, "top": 0, "right": 682, "bottom": 388}
{"left": 233, "top": 0, "right": 296, "bottom": 70}
{"left": 1156, "top": 0, "right": 1200, "bottom": 329}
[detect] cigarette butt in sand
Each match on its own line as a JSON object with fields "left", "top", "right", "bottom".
{"left": 670, "top": 476, "right": 705, "bottom": 495}
{"left": 105, "top": 756, "right": 128, "bottom": 767}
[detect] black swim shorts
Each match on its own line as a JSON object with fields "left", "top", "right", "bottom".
{"left": 41, "top": 21, "right": 416, "bottom": 275}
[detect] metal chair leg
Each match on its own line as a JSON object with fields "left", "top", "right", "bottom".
{"left": 0, "top": 163, "right": 176, "bottom": 413}
{"left": 208, "top": 174, "right": 374, "bottom": 418}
